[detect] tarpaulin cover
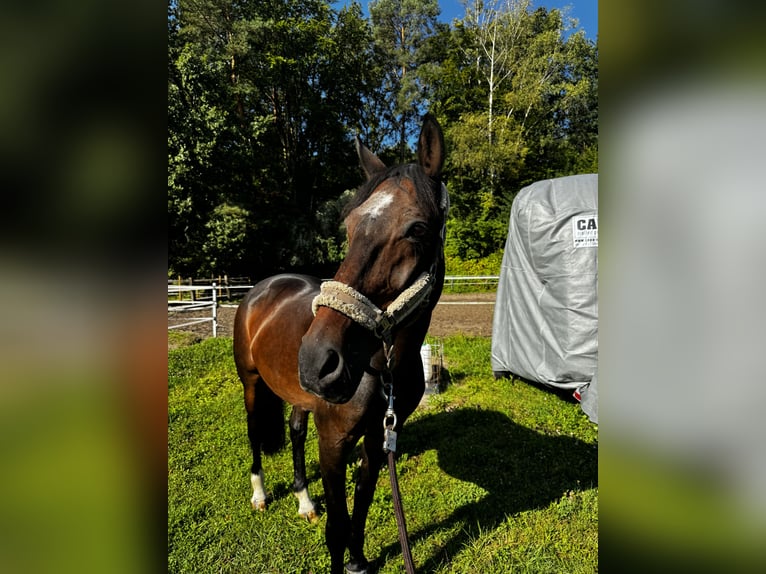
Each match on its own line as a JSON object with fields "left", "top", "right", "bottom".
{"left": 491, "top": 174, "right": 598, "bottom": 422}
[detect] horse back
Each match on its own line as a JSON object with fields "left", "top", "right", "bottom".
{"left": 233, "top": 274, "right": 321, "bottom": 408}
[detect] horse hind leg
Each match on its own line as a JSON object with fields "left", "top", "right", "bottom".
{"left": 243, "top": 374, "right": 286, "bottom": 511}
{"left": 289, "top": 405, "right": 318, "bottom": 523}
{"left": 250, "top": 469, "right": 267, "bottom": 511}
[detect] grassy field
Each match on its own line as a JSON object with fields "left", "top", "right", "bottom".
{"left": 168, "top": 335, "right": 598, "bottom": 573}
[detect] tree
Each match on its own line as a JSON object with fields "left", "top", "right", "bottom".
{"left": 435, "top": 2, "right": 598, "bottom": 259}
{"left": 168, "top": 0, "right": 597, "bottom": 274}
{"left": 201, "top": 203, "right": 255, "bottom": 274}
{"left": 369, "top": 0, "right": 442, "bottom": 161}
{"left": 511, "top": 10, "right": 598, "bottom": 184}
{"left": 462, "top": 0, "right": 532, "bottom": 147}
{"left": 168, "top": 0, "right": 377, "bottom": 277}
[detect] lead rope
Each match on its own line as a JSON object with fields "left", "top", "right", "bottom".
{"left": 381, "top": 344, "right": 416, "bottom": 574}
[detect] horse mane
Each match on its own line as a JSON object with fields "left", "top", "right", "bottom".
{"left": 342, "top": 163, "right": 442, "bottom": 223}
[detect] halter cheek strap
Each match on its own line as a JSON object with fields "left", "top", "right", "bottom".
{"left": 311, "top": 272, "right": 434, "bottom": 345}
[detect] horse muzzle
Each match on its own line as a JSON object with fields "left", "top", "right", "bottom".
{"left": 298, "top": 328, "right": 358, "bottom": 404}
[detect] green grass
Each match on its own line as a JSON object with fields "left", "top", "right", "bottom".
{"left": 169, "top": 336, "right": 598, "bottom": 573}
{"left": 168, "top": 330, "right": 202, "bottom": 350}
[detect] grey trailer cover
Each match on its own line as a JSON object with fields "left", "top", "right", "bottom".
{"left": 491, "top": 174, "right": 598, "bottom": 422}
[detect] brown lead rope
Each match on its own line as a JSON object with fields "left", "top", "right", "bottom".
{"left": 388, "top": 449, "right": 415, "bottom": 574}
{"left": 381, "top": 344, "right": 415, "bottom": 574}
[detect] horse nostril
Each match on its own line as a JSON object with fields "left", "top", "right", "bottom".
{"left": 318, "top": 349, "right": 341, "bottom": 382}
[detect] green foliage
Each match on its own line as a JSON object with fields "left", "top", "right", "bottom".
{"left": 445, "top": 215, "right": 507, "bottom": 260}
{"left": 434, "top": 2, "right": 597, "bottom": 266}
{"left": 368, "top": 0, "right": 443, "bottom": 159}
{"left": 200, "top": 203, "right": 255, "bottom": 275}
{"left": 168, "top": 0, "right": 597, "bottom": 278}
{"left": 444, "top": 250, "right": 504, "bottom": 277}
{"left": 169, "top": 0, "right": 375, "bottom": 277}
{"left": 446, "top": 112, "right": 526, "bottom": 200}
{"left": 168, "top": 336, "right": 597, "bottom": 573}
{"left": 311, "top": 188, "right": 354, "bottom": 264}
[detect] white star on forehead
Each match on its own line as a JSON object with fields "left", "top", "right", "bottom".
{"left": 358, "top": 190, "right": 395, "bottom": 220}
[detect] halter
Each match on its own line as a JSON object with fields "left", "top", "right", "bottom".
{"left": 311, "top": 272, "right": 434, "bottom": 346}
{"left": 311, "top": 184, "right": 449, "bottom": 346}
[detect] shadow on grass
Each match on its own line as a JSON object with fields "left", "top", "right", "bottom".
{"left": 496, "top": 371, "right": 582, "bottom": 405}
{"left": 373, "top": 407, "right": 598, "bottom": 572}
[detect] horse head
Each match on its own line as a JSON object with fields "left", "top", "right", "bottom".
{"left": 298, "top": 115, "right": 446, "bottom": 403}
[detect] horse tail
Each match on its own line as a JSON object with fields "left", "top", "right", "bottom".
{"left": 254, "top": 381, "right": 286, "bottom": 455}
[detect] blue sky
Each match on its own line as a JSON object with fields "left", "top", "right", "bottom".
{"left": 438, "top": 1, "right": 597, "bottom": 40}
{"left": 338, "top": 1, "right": 598, "bottom": 41}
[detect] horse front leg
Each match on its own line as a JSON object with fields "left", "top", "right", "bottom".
{"left": 318, "top": 436, "right": 353, "bottom": 574}
{"left": 346, "top": 431, "right": 386, "bottom": 574}
{"left": 288, "top": 405, "right": 318, "bottom": 522}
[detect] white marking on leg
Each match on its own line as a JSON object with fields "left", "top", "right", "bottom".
{"left": 250, "top": 470, "right": 267, "bottom": 510}
{"left": 294, "top": 487, "right": 317, "bottom": 522}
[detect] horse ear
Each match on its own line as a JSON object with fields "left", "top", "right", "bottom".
{"left": 417, "top": 113, "right": 444, "bottom": 179}
{"left": 355, "top": 136, "right": 387, "bottom": 180}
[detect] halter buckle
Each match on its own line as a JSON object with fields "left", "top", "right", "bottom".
{"left": 374, "top": 313, "right": 396, "bottom": 344}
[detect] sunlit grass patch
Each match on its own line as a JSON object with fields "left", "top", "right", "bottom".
{"left": 168, "top": 336, "right": 597, "bottom": 573}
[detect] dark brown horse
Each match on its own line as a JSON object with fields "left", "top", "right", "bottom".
{"left": 233, "top": 115, "right": 446, "bottom": 573}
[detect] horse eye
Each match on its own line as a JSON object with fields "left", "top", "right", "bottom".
{"left": 406, "top": 222, "right": 429, "bottom": 240}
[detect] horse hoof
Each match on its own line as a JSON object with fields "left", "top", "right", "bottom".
{"left": 344, "top": 561, "right": 368, "bottom": 574}
{"left": 301, "top": 510, "right": 320, "bottom": 524}
{"left": 251, "top": 499, "right": 266, "bottom": 511}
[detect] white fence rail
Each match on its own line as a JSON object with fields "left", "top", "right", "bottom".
{"left": 168, "top": 282, "right": 258, "bottom": 337}
{"left": 167, "top": 276, "right": 499, "bottom": 337}
{"left": 443, "top": 275, "right": 499, "bottom": 289}
{"left": 168, "top": 283, "right": 220, "bottom": 337}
